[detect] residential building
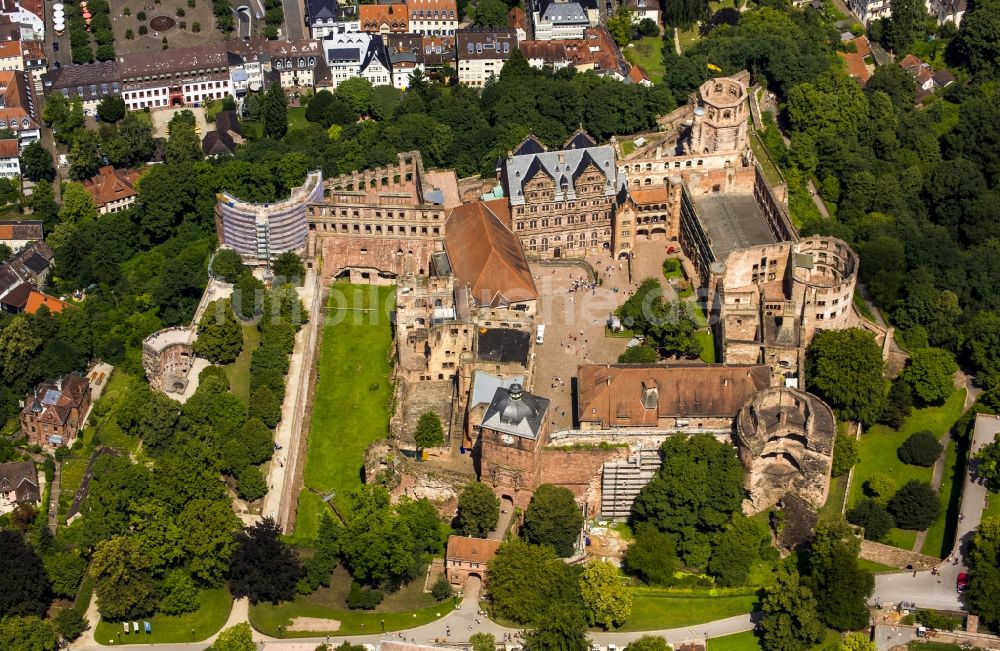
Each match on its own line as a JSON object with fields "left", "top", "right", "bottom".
{"left": 0, "top": 39, "right": 21, "bottom": 71}
{"left": 576, "top": 363, "right": 772, "bottom": 430}
{"left": 81, "top": 166, "right": 142, "bottom": 214}
{"left": 21, "top": 40, "right": 45, "bottom": 84}
{"left": 386, "top": 34, "right": 454, "bottom": 88}
{"left": 508, "top": 6, "right": 528, "bottom": 40}
{"left": 848, "top": 0, "right": 891, "bottom": 24}
{"left": 20, "top": 372, "right": 92, "bottom": 449}
{"left": 202, "top": 110, "right": 244, "bottom": 157}
{"left": 0, "top": 219, "right": 40, "bottom": 251}
{"left": 118, "top": 42, "right": 238, "bottom": 110}
{"left": 0, "top": 240, "right": 52, "bottom": 303}
{"left": 359, "top": 3, "right": 409, "bottom": 34}
{"left": 0, "top": 70, "right": 37, "bottom": 146}
{"left": 264, "top": 39, "right": 329, "bottom": 90}
{"left": 500, "top": 132, "right": 621, "bottom": 258}
{"left": 306, "top": 0, "right": 359, "bottom": 38}
{"left": 456, "top": 28, "right": 516, "bottom": 87}
{"left": 445, "top": 535, "right": 501, "bottom": 586}
{"left": 838, "top": 50, "right": 870, "bottom": 84}
{"left": 621, "top": 0, "right": 659, "bottom": 24}
{"left": 519, "top": 28, "right": 627, "bottom": 79}
{"left": 24, "top": 289, "right": 69, "bottom": 313}
{"left": 0, "top": 461, "right": 39, "bottom": 515}
{"left": 406, "top": 0, "right": 458, "bottom": 36}
{"left": 532, "top": 0, "right": 598, "bottom": 40}
{"left": 927, "top": 0, "right": 965, "bottom": 25}
{"left": 0, "top": 137, "right": 18, "bottom": 176}
{"left": 900, "top": 53, "right": 935, "bottom": 91}
{"left": 322, "top": 32, "right": 393, "bottom": 87}
{"left": 0, "top": 0, "right": 43, "bottom": 40}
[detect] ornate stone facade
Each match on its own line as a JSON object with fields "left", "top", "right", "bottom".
{"left": 734, "top": 387, "right": 836, "bottom": 515}
{"left": 142, "top": 327, "right": 196, "bottom": 394}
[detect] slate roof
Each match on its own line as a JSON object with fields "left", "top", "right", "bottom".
{"left": 476, "top": 327, "right": 531, "bottom": 365}
{"left": 480, "top": 383, "right": 549, "bottom": 440}
{"left": 537, "top": 0, "right": 594, "bottom": 22}
{"left": 470, "top": 371, "right": 524, "bottom": 407}
{"left": 444, "top": 200, "right": 537, "bottom": 307}
{"left": 502, "top": 141, "right": 617, "bottom": 206}
{"left": 0, "top": 461, "right": 40, "bottom": 504}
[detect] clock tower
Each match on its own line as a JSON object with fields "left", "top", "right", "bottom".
{"left": 478, "top": 383, "right": 551, "bottom": 509}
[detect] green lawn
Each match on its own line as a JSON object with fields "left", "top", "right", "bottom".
{"left": 848, "top": 390, "right": 966, "bottom": 550}
{"left": 296, "top": 283, "right": 395, "bottom": 539}
{"left": 618, "top": 591, "right": 757, "bottom": 631}
{"left": 249, "top": 597, "right": 455, "bottom": 638}
{"left": 749, "top": 134, "right": 783, "bottom": 187}
{"left": 982, "top": 489, "right": 1000, "bottom": 522}
{"left": 287, "top": 490, "right": 328, "bottom": 545}
{"left": 623, "top": 37, "right": 666, "bottom": 83}
{"left": 696, "top": 331, "right": 716, "bottom": 363}
{"left": 818, "top": 473, "right": 848, "bottom": 520}
{"left": 224, "top": 325, "right": 261, "bottom": 403}
{"left": 857, "top": 558, "right": 901, "bottom": 574}
{"left": 93, "top": 588, "right": 232, "bottom": 645}
{"left": 677, "top": 26, "right": 700, "bottom": 52}
{"left": 708, "top": 631, "right": 762, "bottom": 651}
{"left": 288, "top": 106, "right": 309, "bottom": 131}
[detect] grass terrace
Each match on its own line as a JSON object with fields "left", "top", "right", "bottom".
{"left": 294, "top": 283, "right": 395, "bottom": 539}
{"left": 623, "top": 37, "right": 666, "bottom": 83}
{"left": 93, "top": 587, "right": 232, "bottom": 645}
{"left": 708, "top": 631, "right": 762, "bottom": 651}
{"left": 224, "top": 325, "right": 261, "bottom": 403}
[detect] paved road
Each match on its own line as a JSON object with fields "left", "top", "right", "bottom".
{"left": 281, "top": 0, "right": 306, "bottom": 40}
{"left": 873, "top": 385, "right": 991, "bottom": 611}
{"left": 71, "top": 580, "right": 756, "bottom": 651}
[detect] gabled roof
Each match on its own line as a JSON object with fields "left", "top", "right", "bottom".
{"left": 81, "top": 166, "right": 141, "bottom": 208}
{"left": 0, "top": 461, "right": 39, "bottom": 504}
{"left": 512, "top": 134, "right": 546, "bottom": 156}
{"left": 444, "top": 200, "right": 537, "bottom": 307}
{"left": 0, "top": 281, "right": 31, "bottom": 310}
{"left": 446, "top": 535, "right": 501, "bottom": 562}
{"left": 25, "top": 290, "right": 70, "bottom": 314}
{"left": 577, "top": 363, "right": 772, "bottom": 427}
{"left": 564, "top": 128, "right": 597, "bottom": 150}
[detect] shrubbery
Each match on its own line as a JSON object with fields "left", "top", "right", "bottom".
{"left": 898, "top": 430, "right": 943, "bottom": 466}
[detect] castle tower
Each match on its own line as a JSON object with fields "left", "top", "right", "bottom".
{"left": 686, "top": 77, "right": 749, "bottom": 156}
{"left": 478, "top": 383, "right": 551, "bottom": 509}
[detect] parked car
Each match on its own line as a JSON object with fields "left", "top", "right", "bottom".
{"left": 957, "top": 572, "right": 969, "bottom": 591}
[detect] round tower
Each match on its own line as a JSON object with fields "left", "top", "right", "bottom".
{"left": 688, "top": 77, "right": 749, "bottom": 155}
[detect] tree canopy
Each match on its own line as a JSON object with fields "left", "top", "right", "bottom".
{"left": 522, "top": 484, "right": 584, "bottom": 558}
{"left": 455, "top": 481, "right": 500, "bottom": 538}
{"left": 806, "top": 329, "right": 887, "bottom": 426}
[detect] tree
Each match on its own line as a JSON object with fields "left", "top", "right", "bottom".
{"left": 897, "top": 430, "right": 943, "bottom": 467}
{"left": 473, "top": 0, "right": 508, "bottom": 26}
{"left": 846, "top": 499, "right": 895, "bottom": 541}
{"left": 626, "top": 637, "right": 671, "bottom": 651}
{"left": 159, "top": 570, "right": 200, "bottom": 615}
{"left": 616, "top": 279, "right": 701, "bottom": 359}
{"left": 806, "top": 328, "right": 887, "bottom": 426}
{"left": 263, "top": 83, "right": 288, "bottom": 139}
{"left": 487, "top": 540, "right": 582, "bottom": 625}
{"left": 831, "top": 434, "right": 859, "bottom": 477}
{"left": 165, "top": 117, "right": 202, "bottom": 163}
{"left": 618, "top": 344, "right": 658, "bottom": 364}
{"left": 708, "top": 515, "right": 770, "bottom": 587}
{"left": 0, "top": 243, "right": 9, "bottom": 262}
{"left": 523, "top": 484, "right": 583, "bottom": 558}
{"left": 28, "top": 180, "right": 57, "bottom": 231}
{"left": 67, "top": 130, "right": 103, "bottom": 180}
{"left": 44, "top": 552, "right": 87, "bottom": 599}
{"left": 864, "top": 473, "right": 896, "bottom": 506}
{"left": 522, "top": 604, "right": 590, "bottom": 651}
{"left": 19, "top": 142, "right": 55, "bottom": 182}
{"left": 248, "top": 386, "right": 281, "bottom": 428}
{"left": 887, "top": 480, "right": 940, "bottom": 530}
{"left": 414, "top": 410, "right": 444, "bottom": 449}
{"left": 105, "top": 113, "right": 156, "bottom": 167}
{"left": 0, "top": 615, "right": 58, "bottom": 651}
{"left": 0, "top": 530, "right": 50, "bottom": 618}
{"left": 178, "top": 498, "right": 242, "bottom": 586}
{"left": 193, "top": 299, "right": 244, "bottom": 364}
{"left": 810, "top": 543, "right": 874, "bottom": 630}
{"left": 58, "top": 183, "right": 98, "bottom": 226}
{"left": 236, "top": 466, "right": 267, "bottom": 502}
{"left": 53, "top": 607, "right": 87, "bottom": 642}
{"left": 606, "top": 8, "right": 633, "bottom": 47}
{"left": 272, "top": 251, "right": 305, "bottom": 283}
{"left": 951, "top": 0, "right": 1000, "bottom": 76}
{"left": 90, "top": 536, "right": 158, "bottom": 620}
{"left": 883, "top": 0, "right": 925, "bottom": 51}
{"left": 758, "top": 569, "right": 825, "bottom": 651}
{"left": 470, "top": 632, "right": 496, "bottom": 651}
{"left": 233, "top": 274, "right": 265, "bottom": 320}
{"left": 431, "top": 573, "right": 452, "bottom": 600}
{"left": 455, "top": 481, "right": 500, "bottom": 537}
{"left": 637, "top": 17, "right": 660, "bottom": 36}
{"left": 229, "top": 518, "right": 303, "bottom": 604}
{"left": 902, "top": 348, "right": 957, "bottom": 406}
{"left": 631, "top": 435, "right": 744, "bottom": 566}
{"left": 623, "top": 526, "right": 678, "bottom": 585}
{"left": 96, "top": 95, "right": 127, "bottom": 123}
{"left": 212, "top": 249, "right": 247, "bottom": 283}
{"left": 579, "top": 560, "right": 631, "bottom": 629}
{"left": 967, "top": 516, "right": 1000, "bottom": 628}
{"left": 335, "top": 77, "right": 374, "bottom": 115}
{"left": 210, "top": 623, "right": 256, "bottom": 651}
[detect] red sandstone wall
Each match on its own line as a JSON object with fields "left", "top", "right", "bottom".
{"left": 541, "top": 446, "right": 629, "bottom": 517}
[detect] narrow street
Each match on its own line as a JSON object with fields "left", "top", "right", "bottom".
{"left": 281, "top": 0, "right": 306, "bottom": 40}
{"left": 48, "top": 461, "right": 60, "bottom": 532}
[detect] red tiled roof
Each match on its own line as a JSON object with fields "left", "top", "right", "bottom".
{"left": 25, "top": 290, "right": 70, "bottom": 314}
{"left": 838, "top": 51, "right": 870, "bottom": 83}
{"left": 0, "top": 138, "right": 17, "bottom": 158}
{"left": 359, "top": 3, "right": 409, "bottom": 31}
{"left": 81, "top": 166, "right": 141, "bottom": 208}
{"left": 446, "top": 535, "right": 501, "bottom": 563}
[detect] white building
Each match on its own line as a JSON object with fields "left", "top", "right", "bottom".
{"left": 306, "top": 0, "right": 359, "bottom": 38}
{"left": 406, "top": 0, "right": 458, "bottom": 35}
{"left": 456, "top": 29, "right": 516, "bottom": 87}
{"left": 848, "top": 0, "right": 892, "bottom": 24}
{"left": 322, "top": 32, "right": 393, "bottom": 87}
{"left": 532, "top": 0, "right": 599, "bottom": 41}
{"left": 0, "top": 139, "right": 19, "bottom": 177}
{"left": 0, "top": 0, "right": 44, "bottom": 40}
